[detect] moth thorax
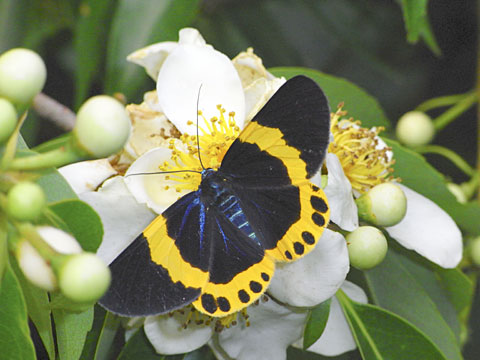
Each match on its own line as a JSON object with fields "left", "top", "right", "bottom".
{"left": 199, "top": 169, "right": 229, "bottom": 204}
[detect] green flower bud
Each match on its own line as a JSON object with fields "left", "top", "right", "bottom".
{"left": 468, "top": 237, "right": 480, "bottom": 266}
{"left": 356, "top": 183, "right": 407, "bottom": 227}
{"left": 73, "top": 95, "right": 131, "bottom": 158}
{"left": 0, "top": 97, "right": 17, "bottom": 143}
{"left": 346, "top": 226, "right": 388, "bottom": 270}
{"left": 396, "top": 111, "right": 435, "bottom": 148}
{"left": 0, "top": 48, "right": 47, "bottom": 107}
{"left": 59, "top": 253, "right": 111, "bottom": 303}
{"left": 7, "top": 181, "right": 46, "bottom": 221}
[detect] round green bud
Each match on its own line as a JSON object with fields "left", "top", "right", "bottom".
{"left": 0, "top": 48, "right": 47, "bottom": 107}
{"left": 0, "top": 97, "right": 17, "bottom": 143}
{"left": 346, "top": 226, "right": 388, "bottom": 270}
{"left": 396, "top": 111, "right": 435, "bottom": 148}
{"left": 59, "top": 253, "right": 111, "bottom": 303}
{"left": 356, "top": 183, "right": 407, "bottom": 227}
{"left": 468, "top": 237, "right": 480, "bottom": 266}
{"left": 74, "top": 95, "right": 131, "bottom": 158}
{"left": 7, "top": 181, "right": 46, "bottom": 221}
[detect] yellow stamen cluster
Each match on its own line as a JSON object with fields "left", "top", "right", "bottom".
{"left": 328, "top": 104, "right": 395, "bottom": 193}
{"left": 158, "top": 105, "right": 240, "bottom": 193}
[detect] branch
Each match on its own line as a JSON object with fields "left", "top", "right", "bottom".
{"left": 32, "top": 93, "right": 76, "bottom": 131}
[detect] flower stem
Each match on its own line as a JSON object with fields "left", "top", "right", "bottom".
{"left": 415, "top": 145, "right": 475, "bottom": 177}
{"left": 0, "top": 111, "right": 28, "bottom": 169}
{"left": 7, "top": 146, "right": 85, "bottom": 171}
{"left": 416, "top": 92, "right": 473, "bottom": 112}
{"left": 432, "top": 92, "right": 478, "bottom": 131}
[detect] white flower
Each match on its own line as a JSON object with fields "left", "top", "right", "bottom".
{"left": 60, "top": 28, "right": 352, "bottom": 358}
{"left": 326, "top": 109, "right": 463, "bottom": 269}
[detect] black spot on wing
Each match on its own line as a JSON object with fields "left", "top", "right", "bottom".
{"left": 311, "top": 195, "right": 328, "bottom": 213}
{"left": 99, "top": 234, "right": 201, "bottom": 317}
{"left": 302, "top": 231, "right": 315, "bottom": 245}
{"left": 201, "top": 293, "right": 217, "bottom": 314}
{"left": 238, "top": 290, "right": 250, "bottom": 303}
{"left": 249, "top": 76, "right": 330, "bottom": 178}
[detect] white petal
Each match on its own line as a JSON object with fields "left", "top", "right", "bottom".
{"left": 243, "top": 77, "right": 285, "bottom": 122}
{"left": 385, "top": 184, "right": 463, "bottom": 268}
{"left": 80, "top": 176, "right": 156, "bottom": 264}
{"left": 144, "top": 313, "right": 213, "bottom": 355}
{"left": 324, "top": 153, "right": 359, "bottom": 231}
{"left": 125, "top": 147, "right": 191, "bottom": 214}
{"left": 156, "top": 43, "right": 245, "bottom": 134}
{"left": 217, "top": 297, "right": 308, "bottom": 360}
{"left": 305, "top": 281, "right": 367, "bottom": 356}
{"left": 127, "top": 41, "right": 177, "bottom": 81}
{"left": 269, "top": 229, "right": 349, "bottom": 307}
{"left": 58, "top": 159, "right": 117, "bottom": 194}
{"left": 127, "top": 28, "right": 208, "bottom": 81}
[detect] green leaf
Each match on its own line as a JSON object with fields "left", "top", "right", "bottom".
{"left": 49, "top": 199, "right": 103, "bottom": 252}
{"left": 105, "top": 0, "right": 201, "bottom": 101}
{"left": 0, "top": 259, "right": 36, "bottom": 360}
{"left": 36, "top": 169, "right": 77, "bottom": 203}
{"left": 74, "top": 0, "right": 116, "bottom": 108}
{"left": 435, "top": 267, "right": 473, "bottom": 315}
{"left": 399, "top": 0, "right": 440, "bottom": 55}
{"left": 79, "top": 306, "right": 108, "bottom": 360}
{"left": 303, "top": 298, "right": 331, "bottom": 350}
{"left": 117, "top": 327, "right": 165, "bottom": 360}
{"left": 337, "top": 289, "right": 448, "bottom": 360}
{"left": 364, "top": 249, "right": 462, "bottom": 360}
{"left": 11, "top": 258, "right": 55, "bottom": 360}
{"left": 91, "top": 311, "right": 121, "bottom": 360}
{"left": 53, "top": 305, "right": 94, "bottom": 360}
{"left": 386, "top": 138, "right": 480, "bottom": 235}
{"left": 269, "top": 67, "right": 390, "bottom": 129}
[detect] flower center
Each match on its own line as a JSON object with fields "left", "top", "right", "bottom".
{"left": 328, "top": 105, "right": 395, "bottom": 193}
{"left": 159, "top": 105, "right": 240, "bottom": 193}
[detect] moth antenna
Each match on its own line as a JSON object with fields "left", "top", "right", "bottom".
{"left": 125, "top": 169, "right": 202, "bottom": 178}
{"left": 196, "top": 83, "right": 206, "bottom": 171}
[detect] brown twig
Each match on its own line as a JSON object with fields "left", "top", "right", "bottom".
{"left": 32, "top": 93, "right": 76, "bottom": 131}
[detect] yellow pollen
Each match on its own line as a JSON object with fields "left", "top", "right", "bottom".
{"left": 158, "top": 105, "right": 240, "bottom": 192}
{"left": 328, "top": 105, "right": 396, "bottom": 193}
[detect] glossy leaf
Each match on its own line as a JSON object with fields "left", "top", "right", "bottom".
{"left": 303, "top": 299, "right": 331, "bottom": 350}
{"left": 364, "top": 250, "right": 462, "bottom": 360}
{"left": 49, "top": 199, "right": 103, "bottom": 252}
{"left": 386, "top": 139, "right": 480, "bottom": 235}
{"left": 0, "top": 260, "right": 36, "bottom": 360}
{"left": 105, "top": 0, "right": 200, "bottom": 101}
{"left": 74, "top": 0, "right": 116, "bottom": 108}
{"left": 270, "top": 67, "right": 390, "bottom": 129}
{"left": 337, "top": 290, "right": 447, "bottom": 360}
{"left": 53, "top": 306, "right": 94, "bottom": 360}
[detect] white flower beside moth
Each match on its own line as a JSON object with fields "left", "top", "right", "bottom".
{"left": 60, "top": 28, "right": 353, "bottom": 359}
{"left": 325, "top": 112, "right": 462, "bottom": 269}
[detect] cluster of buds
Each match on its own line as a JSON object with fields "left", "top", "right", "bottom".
{"left": 0, "top": 48, "right": 131, "bottom": 304}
